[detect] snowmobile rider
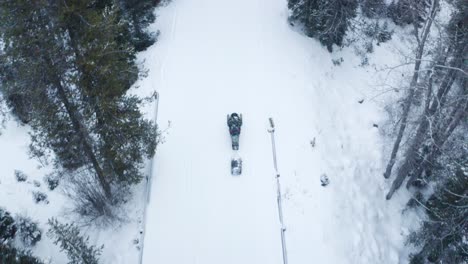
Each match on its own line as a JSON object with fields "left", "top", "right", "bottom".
{"left": 227, "top": 113, "right": 242, "bottom": 136}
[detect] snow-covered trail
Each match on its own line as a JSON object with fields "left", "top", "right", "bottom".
{"left": 140, "top": 0, "right": 410, "bottom": 263}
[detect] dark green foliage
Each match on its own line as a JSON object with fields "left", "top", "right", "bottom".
{"left": 361, "top": 0, "right": 386, "bottom": 18}
{"left": 288, "top": 0, "right": 358, "bottom": 52}
{"left": 0, "top": 207, "right": 17, "bottom": 243}
{"left": 0, "top": 244, "right": 43, "bottom": 264}
{"left": 0, "top": 0, "right": 158, "bottom": 202}
{"left": 387, "top": 0, "right": 430, "bottom": 27}
{"left": 15, "top": 170, "right": 28, "bottom": 182}
{"left": 58, "top": 0, "right": 158, "bottom": 186}
{"left": 16, "top": 215, "right": 42, "bottom": 247}
{"left": 32, "top": 191, "right": 48, "bottom": 204}
{"left": 120, "top": 0, "right": 161, "bottom": 51}
{"left": 408, "top": 164, "right": 468, "bottom": 264}
{"left": 48, "top": 218, "right": 103, "bottom": 264}
{"left": 44, "top": 173, "right": 60, "bottom": 191}
{"left": 6, "top": 93, "right": 32, "bottom": 124}
{"left": 363, "top": 21, "right": 393, "bottom": 45}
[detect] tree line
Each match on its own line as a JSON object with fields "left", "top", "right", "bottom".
{"left": 288, "top": 0, "right": 467, "bottom": 263}
{"left": 0, "top": 0, "right": 161, "bottom": 262}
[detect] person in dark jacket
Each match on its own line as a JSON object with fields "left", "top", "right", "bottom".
{"left": 227, "top": 113, "right": 242, "bottom": 135}
{"left": 227, "top": 113, "right": 242, "bottom": 150}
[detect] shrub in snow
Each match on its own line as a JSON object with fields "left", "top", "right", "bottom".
{"left": 33, "top": 180, "right": 41, "bottom": 187}
{"left": 361, "top": 0, "right": 386, "bottom": 18}
{"left": 6, "top": 93, "right": 33, "bottom": 125}
{"left": 407, "top": 163, "right": 467, "bottom": 264}
{"left": 32, "top": 191, "right": 48, "bottom": 204}
{"left": 15, "top": 170, "right": 28, "bottom": 182}
{"left": 16, "top": 215, "right": 42, "bottom": 247}
{"left": 0, "top": 207, "right": 17, "bottom": 243}
{"left": 0, "top": 244, "right": 43, "bottom": 264}
{"left": 332, "top": 58, "right": 344, "bottom": 66}
{"left": 44, "top": 173, "right": 60, "bottom": 191}
{"left": 64, "top": 171, "right": 123, "bottom": 226}
{"left": 387, "top": 0, "right": 428, "bottom": 28}
{"left": 320, "top": 174, "right": 330, "bottom": 187}
{"left": 47, "top": 218, "right": 103, "bottom": 264}
{"left": 288, "top": 0, "right": 358, "bottom": 52}
{"left": 363, "top": 21, "right": 393, "bottom": 45}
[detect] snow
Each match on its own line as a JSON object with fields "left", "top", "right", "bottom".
{"left": 139, "top": 0, "right": 417, "bottom": 263}
{"left": 0, "top": 0, "right": 424, "bottom": 263}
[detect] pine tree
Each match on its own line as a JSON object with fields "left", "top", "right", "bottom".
{"left": 408, "top": 161, "right": 467, "bottom": 263}
{"left": 120, "top": 0, "right": 161, "bottom": 51}
{"left": 361, "top": 0, "right": 386, "bottom": 18}
{"left": 0, "top": 0, "right": 112, "bottom": 196}
{"left": 0, "top": 244, "right": 44, "bottom": 264}
{"left": 47, "top": 218, "right": 103, "bottom": 264}
{"left": 0, "top": 207, "right": 17, "bottom": 243}
{"left": 387, "top": 0, "right": 430, "bottom": 27}
{"left": 58, "top": 0, "right": 158, "bottom": 186}
{"left": 0, "top": 0, "right": 158, "bottom": 200}
{"left": 288, "top": 0, "right": 358, "bottom": 52}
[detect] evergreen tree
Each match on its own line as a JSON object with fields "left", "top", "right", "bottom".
{"left": 0, "top": 244, "right": 43, "bottom": 264}
{"left": 0, "top": 0, "right": 112, "bottom": 196}
{"left": 361, "top": 0, "right": 386, "bottom": 18}
{"left": 47, "top": 218, "right": 103, "bottom": 264}
{"left": 288, "top": 0, "right": 358, "bottom": 52}
{"left": 387, "top": 0, "right": 430, "bottom": 27}
{"left": 0, "top": 207, "right": 17, "bottom": 243}
{"left": 408, "top": 162, "right": 467, "bottom": 263}
{"left": 57, "top": 0, "right": 157, "bottom": 186}
{"left": 0, "top": 0, "right": 157, "bottom": 199}
{"left": 120, "top": 0, "right": 161, "bottom": 51}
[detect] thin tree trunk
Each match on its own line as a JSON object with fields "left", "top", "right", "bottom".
{"left": 383, "top": 0, "right": 439, "bottom": 180}
{"left": 408, "top": 97, "right": 468, "bottom": 186}
{"left": 401, "top": 67, "right": 457, "bottom": 185}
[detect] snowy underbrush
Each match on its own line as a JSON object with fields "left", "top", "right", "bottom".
{"left": 0, "top": 117, "right": 148, "bottom": 263}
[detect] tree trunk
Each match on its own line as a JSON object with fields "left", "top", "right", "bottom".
{"left": 408, "top": 96, "right": 467, "bottom": 187}
{"left": 403, "top": 69, "right": 459, "bottom": 187}
{"left": 65, "top": 27, "right": 119, "bottom": 182}
{"left": 383, "top": 0, "right": 439, "bottom": 180}
{"left": 48, "top": 62, "right": 112, "bottom": 198}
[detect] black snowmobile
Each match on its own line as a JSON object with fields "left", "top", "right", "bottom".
{"left": 227, "top": 113, "right": 243, "bottom": 175}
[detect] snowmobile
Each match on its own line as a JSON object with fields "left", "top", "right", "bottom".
{"left": 227, "top": 113, "right": 243, "bottom": 175}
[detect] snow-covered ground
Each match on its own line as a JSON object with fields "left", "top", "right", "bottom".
{"left": 139, "top": 0, "right": 418, "bottom": 263}
{"left": 0, "top": 118, "right": 147, "bottom": 263}
{"left": 0, "top": 0, "right": 423, "bottom": 263}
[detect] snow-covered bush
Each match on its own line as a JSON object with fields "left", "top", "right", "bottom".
{"left": 47, "top": 218, "right": 103, "bottom": 264}
{"left": 64, "top": 171, "right": 124, "bottom": 226}
{"left": 320, "top": 174, "right": 330, "bottom": 186}
{"left": 362, "top": 21, "right": 393, "bottom": 45}
{"left": 16, "top": 215, "right": 42, "bottom": 247}
{"left": 0, "top": 207, "right": 17, "bottom": 243}
{"left": 32, "top": 191, "right": 48, "bottom": 204}
{"left": 33, "top": 180, "right": 41, "bottom": 187}
{"left": 361, "top": 0, "right": 387, "bottom": 18}
{"left": 288, "top": 0, "right": 358, "bottom": 52}
{"left": 43, "top": 173, "right": 60, "bottom": 191}
{"left": 0, "top": 244, "right": 43, "bottom": 264}
{"left": 15, "top": 170, "right": 28, "bottom": 182}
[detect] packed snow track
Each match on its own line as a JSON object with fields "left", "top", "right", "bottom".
{"left": 140, "top": 0, "right": 409, "bottom": 263}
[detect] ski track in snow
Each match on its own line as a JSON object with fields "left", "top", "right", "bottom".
{"left": 136, "top": 0, "right": 414, "bottom": 263}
